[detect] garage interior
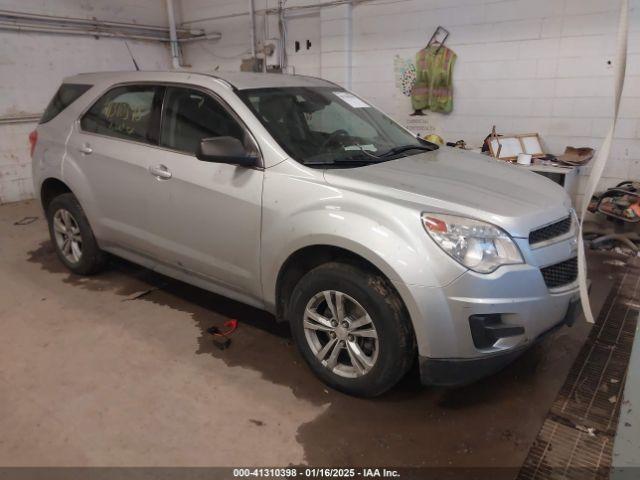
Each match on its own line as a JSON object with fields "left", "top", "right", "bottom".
{"left": 0, "top": 0, "right": 639, "bottom": 479}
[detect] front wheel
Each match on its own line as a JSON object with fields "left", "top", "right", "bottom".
{"left": 288, "top": 262, "right": 415, "bottom": 397}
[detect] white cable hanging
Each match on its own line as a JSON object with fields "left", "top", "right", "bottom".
{"left": 578, "top": 0, "right": 629, "bottom": 324}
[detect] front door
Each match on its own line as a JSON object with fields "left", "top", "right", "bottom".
{"left": 144, "top": 86, "right": 264, "bottom": 301}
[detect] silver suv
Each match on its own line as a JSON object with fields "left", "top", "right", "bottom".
{"left": 31, "top": 71, "right": 580, "bottom": 396}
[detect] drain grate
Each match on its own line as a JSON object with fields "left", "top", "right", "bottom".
{"left": 518, "top": 257, "right": 639, "bottom": 480}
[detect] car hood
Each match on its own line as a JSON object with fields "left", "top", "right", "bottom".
{"left": 322, "top": 147, "right": 573, "bottom": 238}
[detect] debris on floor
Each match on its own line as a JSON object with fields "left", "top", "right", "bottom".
{"left": 207, "top": 319, "right": 238, "bottom": 350}
{"left": 122, "top": 284, "right": 167, "bottom": 301}
{"left": 575, "top": 424, "right": 597, "bottom": 437}
{"left": 586, "top": 181, "right": 640, "bottom": 262}
{"left": 13, "top": 216, "right": 38, "bottom": 226}
{"left": 604, "top": 259, "right": 628, "bottom": 267}
{"left": 585, "top": 230, "right": 640, "bottom": 257}
{"left": 589, "top": 181, "right": 640, "bottom": 222}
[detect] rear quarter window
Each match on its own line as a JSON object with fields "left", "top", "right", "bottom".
{"left": 40, "top": 83, "right": 92, "bottom": 124}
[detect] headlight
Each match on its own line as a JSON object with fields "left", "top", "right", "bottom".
{"left": 421, "top": 213, "right": 523, "bottom": 273}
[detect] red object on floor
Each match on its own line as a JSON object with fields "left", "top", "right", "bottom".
{"left": 206, "top": 320, "right": 238, "bottom": 351}
{"left": 219, "top": 319, "right": 238, "bottom": 336}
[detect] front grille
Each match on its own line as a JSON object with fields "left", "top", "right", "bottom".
{"left": 540, "top": 257, "right": 578, "bottom": 289}
{"left": 529, "top": 216, "right": 572, "bottom": 245}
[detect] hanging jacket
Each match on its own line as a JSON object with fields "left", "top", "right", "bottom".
{"left": 411, "top": 44, "right": 456, "bottom": 113}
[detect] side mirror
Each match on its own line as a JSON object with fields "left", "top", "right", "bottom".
{"left": 196, "top": 136, "right": 259, "bottom": 167}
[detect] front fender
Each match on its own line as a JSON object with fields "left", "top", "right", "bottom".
{"left": 261, "top": 164, "right": 467, "bottom": 311}
{"left": 261, "top": 204, "right": 467, "bottom": 360}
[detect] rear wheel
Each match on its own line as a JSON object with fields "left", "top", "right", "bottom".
{"left": 288, "top": 262, "right": 415, "bottom": 397}
{"left": 46, "top": 193, "right": 107, "bottom": 275}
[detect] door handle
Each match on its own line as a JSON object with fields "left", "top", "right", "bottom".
{"left": 148, "top": 164, "right": 172, "bottom": 180}
{"left": 78, "top": 144, "right": 93, "bottom": 154}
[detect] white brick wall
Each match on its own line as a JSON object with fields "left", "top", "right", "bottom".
{"left": 0, "top": 0, "right": 172, "bottom": 204}
{"left": 182, "top": 0, "right": 639, "bottom": 210}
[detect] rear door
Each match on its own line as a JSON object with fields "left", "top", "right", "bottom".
{"left": 142, "top": 86, "right": 264, "bottom": 300}
{"left": 66, "top": 84, "right": 164, "bottom": 254}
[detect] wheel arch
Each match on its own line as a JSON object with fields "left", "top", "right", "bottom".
{"left": 274, "top": 243, "right": 412, "bottom": 327}
{"left": 40, "top": 177, "right": 73, "bottom": 212}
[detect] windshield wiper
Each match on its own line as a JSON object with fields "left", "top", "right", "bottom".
{"left": 304, "top": 152, "right": 385, "bottom": 166}
{"left": 378, "top": 144, "right": 436, "bottom": 157}
{"left": 304, "top": 143, "right": 435, "bottom": 166}
{"left": 305, "top": 158, "right": 379, "bottom": 166}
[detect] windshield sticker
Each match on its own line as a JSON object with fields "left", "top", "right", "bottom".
{"left": 344, "top": 144, "right": 377, "bottom": 151}
{"left": 333, "top": 91, "right": 370, "bottom": 108}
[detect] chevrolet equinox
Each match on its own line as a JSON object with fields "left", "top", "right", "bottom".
{"left": 31, "top": 71, "right": 581, "bottom": 397}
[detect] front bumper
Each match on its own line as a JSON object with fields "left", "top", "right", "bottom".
{"left": 403, "top": 261, "right": 580, "bottom": 356}
{"left": 419, "top": 297, "right": 581, "bottom": 386}
{"left": 390, "top": 210, "right": 581, "bottom": 386}
{"left": 397, "top": 243, "right": 581, "bottom": 386}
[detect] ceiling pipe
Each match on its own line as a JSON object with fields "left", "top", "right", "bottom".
{"left": 0, "top": 21, "right": 171, "bottom": 41}
{"left": 0, "top": 19, "right": 220, "bottom": 43}
{"left": 0, "top": 8, "right": 200, "bottom": 35}
{"left": 249, "top": 0, "right": 256, "bottom": 59}
{"left": 178, "top": 32, "right": 221, "bottom": 43}
{"left": 0, "top": 113, "right": 41, "bottom": 125}
{"left": 180, "top": 0, "right": 372, "bottom": 25}
{"left": 165, "top": 0, "right": 181, "bottom": 68}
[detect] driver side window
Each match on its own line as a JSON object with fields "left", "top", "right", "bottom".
{"left": 160, "top": 87, "right": 247, "bottom": 155}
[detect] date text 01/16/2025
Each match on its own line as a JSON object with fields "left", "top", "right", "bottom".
{"left": 232, "top": 468, "right": 401, "bottom": 478}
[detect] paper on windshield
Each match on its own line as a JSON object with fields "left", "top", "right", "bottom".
{"left": 333, "top": 91, "right": 370, "bottom": 108}
{"left": 344, "top": 144, "right": 377, "bottom": 151}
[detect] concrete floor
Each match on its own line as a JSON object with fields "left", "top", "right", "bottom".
{"left": 0, "top": 200, "right": 606, "bottom": 471}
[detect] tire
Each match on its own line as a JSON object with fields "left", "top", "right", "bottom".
{"left": 288, "top": 262, "right": 415, "bottom": 397}
{"left": 46, "top": 193, "right": 107, "bottom": 275}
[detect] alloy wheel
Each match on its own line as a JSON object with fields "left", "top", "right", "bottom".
{"left": 52, "top": 208, "right": 83, "bottom": 264}
{"left": 303, "top": 290, "right": 379, "bottom": 378}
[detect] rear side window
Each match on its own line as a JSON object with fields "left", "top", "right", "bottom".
{"left": 40, "top": 83, "right": 92, "bottom": 124}
{"left": 80, "top": 85, "right": 163, "bottom": 145}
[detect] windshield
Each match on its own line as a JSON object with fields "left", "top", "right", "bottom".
{"left": 237, "top": 86, "right": 437, "bottom": 166}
